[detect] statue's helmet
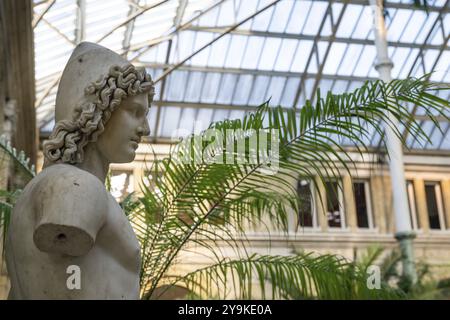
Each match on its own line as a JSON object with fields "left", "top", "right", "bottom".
{"left": 44, "top": 42, "right": 155, "bottom": 164}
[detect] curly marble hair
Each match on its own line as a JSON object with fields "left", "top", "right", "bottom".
{"left": 43, "top": 64, "right": 155, "bottom": 164}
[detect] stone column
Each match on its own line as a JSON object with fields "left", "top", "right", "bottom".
{"left": 314, "top": 176, "right": 328, "bottom": 232}
{"left": 439, "top": 179, "right": 450, "bottom": 230}
{"left": 370, "top": 175, "right": 387, "bottom": 233}
{"left": 342, "top": 174, "right": 357, "bottom": 231}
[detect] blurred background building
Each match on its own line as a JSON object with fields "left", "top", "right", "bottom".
{"left": 0, "top": 0, "right": 449, "bottom": 298}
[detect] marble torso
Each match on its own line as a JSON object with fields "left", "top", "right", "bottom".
{"left": 6, "top": 164, "right": 141, "bottom": 299}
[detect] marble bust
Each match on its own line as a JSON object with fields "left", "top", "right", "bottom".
{"left": 5, "top": 42, "right": 154, "bottom": 299}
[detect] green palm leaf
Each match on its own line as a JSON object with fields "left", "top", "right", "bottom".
{"left": 154, "top": 253, "right": 403, "bottom": 300}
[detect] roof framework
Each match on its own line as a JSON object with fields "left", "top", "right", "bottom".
{"left": 33, "top": 0, "right": 450, "bottom": 150}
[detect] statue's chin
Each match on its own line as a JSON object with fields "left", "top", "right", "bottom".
{"left": 110, "top": 150, "right": 136, "bottom": 164}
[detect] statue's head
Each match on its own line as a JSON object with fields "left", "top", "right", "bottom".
{"left": 43, "top": 42, "right": 155, "bottom": 165}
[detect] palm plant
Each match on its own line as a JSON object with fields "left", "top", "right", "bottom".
{"left": 126, "top": 77, "right": 449, "bottom": 299}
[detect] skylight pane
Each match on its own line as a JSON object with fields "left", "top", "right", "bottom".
{"left": 174, "top": 31, "right": 196, "bottom": 64}
{"left": 267, "top": 76, "right": 286, "bottom": 105}
{"left": 273, "top": 39, "right": 297, "bottom": 71}
{"left": 216, "top": 0, "right": 236, "bottom": 27}
{"left": 304, "top": 78, "right": 315, "bottom": 101}
{"left": 423, "top": 50, "right": 440, "bottom": 74}
{"left": 228, "top": 110, "right": 246, "bottom": 122}
{"left": 336, "top": 5, "right": 362, "bottom": 38}
{"left": 178, "top": 108, "right": 197, "bottom": 135}
{"left": 426, "top": 122, "right": 449, "bottom": 150}
{"left": 415, "top": 12, "right": 438, "bottom": 44}
{"left": 302, "top": 1, "right": 328, "bottom": 35}
{"left": 248, "top": 75, "right": 270, "bottom": 106}
{"left": 399, "top": 10, "right": 427, "bottom": 43}
{"left": 224, "top": 35, "right": 247, "bottom": 68}
{"left": 280, "top": 77, "right": 300, "bottom": 107}
{"left": 236, "top": 0, "right": 258, "bottom": 23}
{"left": 251, "top": 0, "right": 275, "bottom": 31}
{"left": 184, "top": 72, "right": 204, "bottom": 102}
{"left": 207, "top": 33, "right": 230, "bottom": 67}
{"left": 165, "top": 71, "right": 188, "bottom": 101}
{"left": 159, "top": 106, "right": 181, "bottom": 138}
{"left": 390, "top": 47, "right": 410, "bottom": 78}
{"left": 337, "top": 44, "right": 363, "bottom": 76}
{"left": 320, "top": 15, "right": 333, "bottom": 37}
{"left": 331, "top": 80, "right": 349, "bottom": 94}
{"left": 317, "top": 79, "right": 334, "bottom": 95}
{"left": 267, "top": 0, "right": 293, "bottom": 32}
{"left": 233, "top": 74, "right": 253, "bottom": 105}
{"left": 258, "top": 37, "right": 282, "bottom": 70}
{"left": 147, "top": 106, "right": 158, "bottom": 138}
{"left": 397, "top": 48, "right": 419, "bottom": 79}
{"left": 285, "top": 0, "right": 311, "bottom": 34}
{"left": 430, "top": 51, "right": 450, "bottom": 82}
{"left": 212, "top": 109, "right": 230, "bottom": 123}
{"left": 291, "top": 40, "right": 314, "bottom": 72}
{"left": 201, "top": 73, "right": 222, "bottom": 103}
{"left": 353, "top": 46, "right": 376, "bottom": 77}
{"left": 323, "top": 42, "right": 347, "bottom": 75}
{"left": 440, "top": 130, "right": 450, "bottom": 149}
{"left": 430, "top": 26, "right": 444, "bottom": 45}
{"left": 191, "top": 32, "right": 214, "bottom": 66}
{"left": 241, "top": 36, "right": 265, "bottom": 69}
{"left": 196, "top": 108, "right": 215, "bottom": 130}
{"left": 216, "top": 73, "right": 238, "bottom": 104}
{"left": 352, "top": 6, "right": 372, "bottom": 39}
{"left": 387, "top": 9, "right": 413, "bottom": 42}
{"left": 198, "top": 4, "right": 220, "bottom": 27}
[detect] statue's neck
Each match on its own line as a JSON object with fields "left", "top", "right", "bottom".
{"left": 76, "top": 144, "right": 110, "bottom": 184}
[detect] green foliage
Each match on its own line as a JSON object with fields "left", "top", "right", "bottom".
{"left": 160, "top": 253, "right": 402, "bottom": 300}
{"left": 128, "top": 77, "right": 449, "bottom": 299}
{"left": 0, "top": 135, "right": 36, "bottom": 179}
{"left": 0, "top": 135, "right": 36, "bottom": 260}
{"left": 355, "top": 246, "right": 450, "bottom": 300}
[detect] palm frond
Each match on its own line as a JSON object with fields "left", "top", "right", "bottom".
{"left": 0, "top": 135, "right": 36, "bottom": 179}
{"left": 154, "top": 253, "right": 402, "bottom": 300}
{"left": 0, "top": 136, "right": 36, "bottom": 259}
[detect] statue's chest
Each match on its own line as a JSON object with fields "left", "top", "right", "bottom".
{"left": 97, "top": 195, "right": 141, "bottom": 272}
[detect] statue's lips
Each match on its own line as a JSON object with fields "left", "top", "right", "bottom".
{"left": 130, "top": 139, "right": 140, "bottom": 148}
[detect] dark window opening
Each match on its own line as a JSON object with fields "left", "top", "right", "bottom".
{"left": 425, "top": 183, "right": 442, "bottom": 230}
{"left": 297, "top": 179, "right": 314, "bottom": 227}
{"left": 354, "top": 182, "right": 369, "bottom": 228}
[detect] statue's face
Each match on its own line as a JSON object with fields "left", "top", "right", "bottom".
{"left": 96, "top": 93, "right": 150, "bottom": 163}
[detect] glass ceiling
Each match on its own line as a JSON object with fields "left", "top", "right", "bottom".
{"left": 34, "top": 0, "right": 450, "bottom": 150}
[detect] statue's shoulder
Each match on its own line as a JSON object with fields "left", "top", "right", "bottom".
{"left": 32, "top": 164, "right": 108, "bottom": 202}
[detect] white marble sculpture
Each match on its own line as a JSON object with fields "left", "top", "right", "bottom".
{"left": 5, "top": 42, "right": 154, "bottom": 299}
